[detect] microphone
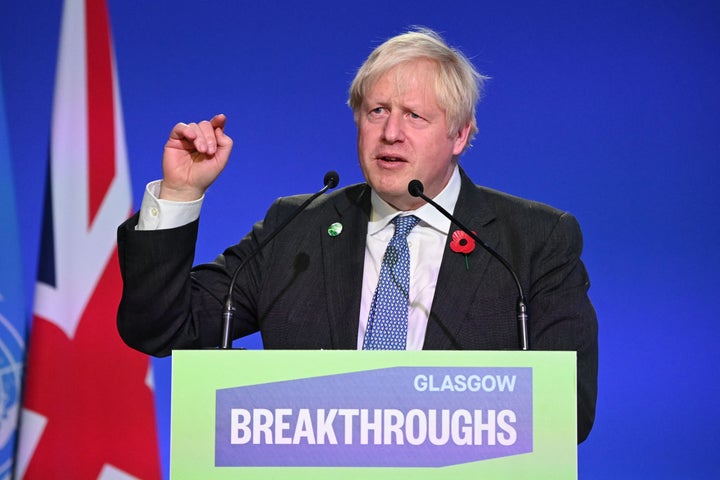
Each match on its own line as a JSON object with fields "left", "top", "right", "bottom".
{"left": 408, "top": 179, "right": 530, "bottom": 351}
{"left": 220, "top": 171, "right": 340, "bottom": 349}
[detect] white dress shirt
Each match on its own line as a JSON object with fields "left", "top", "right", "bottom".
{"left": 356, "top": 166, "right": 460, "bottom": 350}
{"left": 136, "top": 165, "right": 462, "bottom": 350}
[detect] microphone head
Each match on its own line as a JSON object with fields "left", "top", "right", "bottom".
{"left": 324, "top": 171, "right": 340, "bottom": 189}
{"left": 408, "top": 179, "right": 424, "bottom": 197}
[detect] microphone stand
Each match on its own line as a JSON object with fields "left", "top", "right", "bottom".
{"left": 408, "top": 180, "right": 529, "bottom": 351}
{"left": 220, "top": 171, "right": 340, "bottom": 349}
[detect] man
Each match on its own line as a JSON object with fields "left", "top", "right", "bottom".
{"left": 117, "top": 28, "right": 598, "bottom": 442}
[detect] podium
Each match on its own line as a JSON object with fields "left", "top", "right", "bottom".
{"left": 170, "top": 350, "right": 577, "bottom": 479}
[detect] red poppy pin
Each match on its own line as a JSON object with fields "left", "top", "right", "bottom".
{"left": 450, "top": 229, "right": 476, "bottom": 270}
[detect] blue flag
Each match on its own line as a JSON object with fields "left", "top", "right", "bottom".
{"left": 0, "top": 63, "right": 26, "bottom": 479}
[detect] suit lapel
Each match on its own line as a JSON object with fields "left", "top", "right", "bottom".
{"left": 321, "top": 185, "right": 371, "bottom": 349}
{"left": 423, "top": 172, "right": 499, "bottom": 350}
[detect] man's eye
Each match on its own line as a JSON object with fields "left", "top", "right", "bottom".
{"left": 370, "top": 107, "right": 385, "bottom": 115}
{"left": 408, "top": 112, "right": 422, "bottom": 120}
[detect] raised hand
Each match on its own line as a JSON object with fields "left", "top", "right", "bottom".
{"left": 159, "top": 114, "right": 233, "bottom": 201}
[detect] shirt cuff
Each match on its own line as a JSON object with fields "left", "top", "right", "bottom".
{"left": 136, "top": 180, "right": 204, "bottom": 230}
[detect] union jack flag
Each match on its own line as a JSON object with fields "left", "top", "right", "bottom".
{"left": 16, "top": 1, "right": 161, "bottom": 478}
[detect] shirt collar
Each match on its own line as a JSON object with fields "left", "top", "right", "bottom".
{"left": 368, "top": 165, "right": 461, "bottom": 235}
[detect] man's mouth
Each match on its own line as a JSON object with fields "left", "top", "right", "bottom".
{"left": 378, "top": 155, "right": 406, "bottom": 163}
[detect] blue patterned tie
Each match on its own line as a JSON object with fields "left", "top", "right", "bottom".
{"left": 363, "top": 215, "right": 420, "bottom": 350}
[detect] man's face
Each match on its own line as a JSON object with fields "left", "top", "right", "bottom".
{"left": 356, "top": 60, "right": 471, "bottom": 211}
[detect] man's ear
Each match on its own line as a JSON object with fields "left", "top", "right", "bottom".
{"left": 452, "top": 122, "right": 472, "bottom": 155}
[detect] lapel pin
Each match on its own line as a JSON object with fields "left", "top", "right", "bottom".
{"left": 450, "top": 229, "right": 476, "bottom": 271}
{"left": 327, "top": 222, "right": 343, "bottom": 237}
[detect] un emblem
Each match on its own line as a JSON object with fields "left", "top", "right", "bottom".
{"left": 0, "top": 310, "right": 24, "bottom": 480}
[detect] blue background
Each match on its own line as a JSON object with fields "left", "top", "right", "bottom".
{"left": 2, "top": 1, "right": 719, "bottom": 478}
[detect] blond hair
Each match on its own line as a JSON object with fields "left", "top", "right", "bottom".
{"left": 348, "top": 28, "right": 488, "bottom": 148}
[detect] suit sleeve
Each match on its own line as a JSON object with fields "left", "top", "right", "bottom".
{"left": 528, "top": 212, "right": 598, "bottom": 443}
{"left": 116, "top": 199, "right": 288, "bottom": 357}
{"left": 116, "top": 213, "right": 221, "bottom": 356}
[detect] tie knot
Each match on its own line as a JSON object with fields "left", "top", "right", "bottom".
{"left": 392, "top": 215, "right": 420, "bottom": 238}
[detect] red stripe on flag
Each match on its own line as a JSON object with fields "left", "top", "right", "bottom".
{"left": 85, "top": 0, "right": 115, "bottom": 226}
{"left": 22, "top": 248, "right": 161, "bottom": 479}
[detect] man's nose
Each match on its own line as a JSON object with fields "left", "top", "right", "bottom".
{"left": 382, "top": 111, "right": 405, "bottom": 143}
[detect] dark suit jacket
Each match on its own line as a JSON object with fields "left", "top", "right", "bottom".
{"left": 117, "top": 170, "right": 598, "bottom": 442}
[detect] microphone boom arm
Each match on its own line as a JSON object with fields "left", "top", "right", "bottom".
{"left": 408, "top": 180, "right": 530, "bottom": 350}
{"left": 220, "top": 171, "right": 340, "bottom": 349}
